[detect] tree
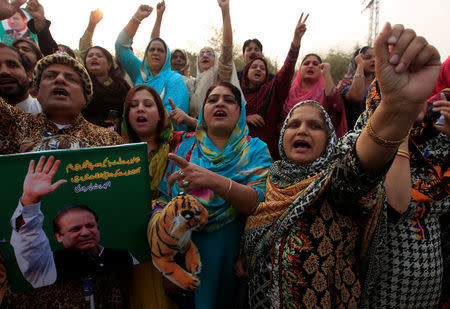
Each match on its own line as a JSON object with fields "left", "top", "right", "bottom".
{"left": 322, "top": 49, "right": 353, "bottom": 83}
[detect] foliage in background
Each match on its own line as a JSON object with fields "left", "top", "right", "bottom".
{"left": 322, "top": 49, "right": 353, "bottom": 83}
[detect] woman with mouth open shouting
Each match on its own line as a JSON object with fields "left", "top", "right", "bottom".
{"left": 156, "top": 0, "right": 244, "bottom": 131}
{"left": 239, "top": 23, "right": 441, "bottom": 308}
{"left": 123, "top": 84, "right": 195, "bottom": 309}
{"left": 82, "top": 45, "right": 130, "bottom": 133}
{"left": 241, "top": 12, "right": 308, "bottom": 160}
{"left": 157, "top": 82, "right": 272, "bottom": 308}
{"left": 115, "top": 4, "right": 189, "bottom": 131}
{"left": 77, "top": 9, "right": 131, "bottom": 133}
{"left": 283, "top": 53, "right": 348, "bottom": 138}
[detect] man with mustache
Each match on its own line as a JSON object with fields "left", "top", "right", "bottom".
{"left": 237, "top": 39, "right": 274, "bottom": 83}
{"left": 10, "top": 156, "right": 137, "bottom": 288}
{"left": 0, "top": 53, "right": 123, "bottom": 154}
{"left": 0, "top": 43, "right": 41, "bottom": 114}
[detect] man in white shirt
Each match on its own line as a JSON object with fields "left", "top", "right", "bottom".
{"left": 0, "top": 43, "right": 41, "bottom": 114}
{"left": 10, "top": 156, "right": 137, "bottom": 288}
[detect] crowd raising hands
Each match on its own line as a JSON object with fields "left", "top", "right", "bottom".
{"left": 0, "top": 0, "right": 449, "bottom": 309}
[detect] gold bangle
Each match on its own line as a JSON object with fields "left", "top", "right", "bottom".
{"left": 225, "top": 178, "right": 232, "bottom": 196}
{"left": 366, "top": 117, "right": 408, "bottom": 148}
{"left": 396, "top": 150, "right": 410, "bottom": 159}
{"left": 354, "top": 74, "right": 365, "bottom": 79}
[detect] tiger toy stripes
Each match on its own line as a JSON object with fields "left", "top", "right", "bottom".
{"left": 148, "top": 193, "right": 208, "bottom": 291}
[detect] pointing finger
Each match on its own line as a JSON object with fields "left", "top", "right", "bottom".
{"left": 168, "top": 153, "right": 189, "bottom": 169}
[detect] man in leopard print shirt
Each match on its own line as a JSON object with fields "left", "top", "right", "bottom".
{"left": 0, "top": 53, "right": 123, "bottom": 154}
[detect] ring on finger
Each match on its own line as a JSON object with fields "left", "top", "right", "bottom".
{"left": 179, "top": 170, "right": 184, "bottom": 178}
{"left": 182, "top": 180, "right": 189, "bottom": 188}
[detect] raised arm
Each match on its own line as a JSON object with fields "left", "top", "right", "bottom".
{"left": 344, "top": 54, "right": 367, "bottom": 103}
{"left": 384, "top": 137, "right": 411, "bottom": 214}
{"left": 26, "top": 0, "right": 58, "bottom": 56}
{"left": 150, "top": 0, "right": 165, "bottom": 39}
{"left": 79, "top": 9, "right": 104, "bottom": 61}
{"left": 218, "top": 0, "right": 232, "bottom": 46}
{"left": 0, "top": 0, "right": 26, "bottom": 20}
{"left": 321, "top": 62, "right": 336, "bottom": 96}
{"left": 275, "top": 13, "right": 308, "bottom": 95}
{"left": 356, "top": 23, "right": 441, "bottom": 172}
{"left": 217, "top": 0, "right": 233, "bottom": 82}
{"left": 10, "top": 156, "right": 66, "bottom": 288}
{"left": 123, "top": 5, "right": 153, "bottom": 39}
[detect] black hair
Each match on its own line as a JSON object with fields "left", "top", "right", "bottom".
{"left": 57, "top": 44, "right": 76, "bottom": 58}
{"left": 84, "top": 45, "right": 116, "bottom": 77}
{"left": 301, "top": 53, "right": 322, "bottom": 64}
{"left": 15, "top": 9, "right": 27, "bottom": 20}
{"left": 12, "top": 38, "right": 43, "bottom": 62}
{"left": 0, "top": 42, "right": 34, "bottom": 72}
{"left": 242, "top": 39, "right": 263, "bottom": 55}
{"left": 353, "top": 46, "right": 372, "bottom": 59}
{"left": 53, "top": 205, "right": 99, "bottom": 234}
{"left": 204, "top": 81, "right": 242, "bottom": 109}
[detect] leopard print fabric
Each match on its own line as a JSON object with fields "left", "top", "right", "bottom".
{"left": 33, "top": 54, "right": 93, "bottom": 104}
{"left": 0, "top": 98, "right": 123, "bottom": 155}
{"left": 1, "top": 272, "right": 128, "bottom": 309}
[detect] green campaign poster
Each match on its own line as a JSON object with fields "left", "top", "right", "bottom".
{"left": 0, "top": 8, "right": 38, "bottom": 46}
{"left": 0, "top": 143, "right": 151, "bottom": 292}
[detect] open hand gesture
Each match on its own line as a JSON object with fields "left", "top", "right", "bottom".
{"left": 134, "top": 4, "right": 153, "bottom": 21}
{"left": 26, "top": 0, "right": 45, "bottom": 20}
{"left": 90, "top": 8, "right": 104, "bottom": 25}
{"left": 292, "top": 12, "right": 309, "bottom": 46}
{"left": 432, "top": 93, "right": 450, "bottom": 137}
{"left": 0, "top": 0, "right": 26, "bottom": 20}
{"left": 374, "top": 23, "right": 441, "bottom": 114}
{"left": 21, "top": 156, "right": 67, "bottom": 206}
{"left": 156, "top": 0, "right": 165, "bottom": 16}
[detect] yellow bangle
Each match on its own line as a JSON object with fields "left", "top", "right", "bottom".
{"left": 225, "top": 178, "right": 232, "bottom": 196}
{"left": 396, "top": 150, "right": 410, "bottom": 159}
{"left": 366, "top": 117, "right": 409, "bottom": 148}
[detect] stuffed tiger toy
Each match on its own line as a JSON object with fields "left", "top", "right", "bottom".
{"left": 148, "top": 193, "right": 208, "bottom": 291}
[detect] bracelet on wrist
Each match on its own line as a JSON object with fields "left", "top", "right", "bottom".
{"left": 132, "top": 15, "right": 142, "bottom": 23}
{"left": 225, "top": 178, "right": 232, "bottom": 196}
{"left": 354, "top": 74, "right": 365, "bottom": 79}
{"left": 366, "top": 117, "right": 409, "bottom": 148}
{"left": 396, "top": 149, "right": 410, "bottom": 159}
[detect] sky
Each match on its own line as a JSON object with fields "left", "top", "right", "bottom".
{"left": 18, "top": 0, "right": 450, "bottom": 67}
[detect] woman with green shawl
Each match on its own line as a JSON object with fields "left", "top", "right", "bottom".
{"left": 158, "top": 82, "right": 273, "bottom": 308}
{"left": 115, "top": 4, "right": 189, "bottom": 131}
{"left": 123, "top": 84, "right": 193, "bottom": 309}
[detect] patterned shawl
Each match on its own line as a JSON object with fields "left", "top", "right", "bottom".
{"left": 243, "top": 101, "right": 337, "bottom": 261}
{"left": 159, "top": 95, "right": 272, "bottom": 232}
{"left": 362, "top": 78, "right": 450, "bottom": 203}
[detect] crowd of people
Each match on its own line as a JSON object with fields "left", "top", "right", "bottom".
{"left": 0, "top": 0, "right": 449, "bottom": 308}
